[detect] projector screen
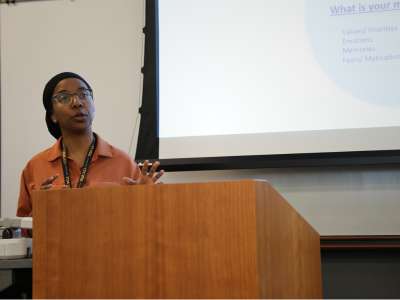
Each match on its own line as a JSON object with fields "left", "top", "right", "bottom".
{"left": 155, "top": 0, "right": 400, "bottom": 162}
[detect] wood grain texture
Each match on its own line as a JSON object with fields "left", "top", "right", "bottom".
{"left": 33, "top": 180, "right": 321, "bottom": 299}
{"left": 255, "top": 181, "right": 322, "bottom": 298}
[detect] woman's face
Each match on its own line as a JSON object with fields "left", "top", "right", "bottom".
{"left": 50, "top": 78, "right": 95, "bottom": 135}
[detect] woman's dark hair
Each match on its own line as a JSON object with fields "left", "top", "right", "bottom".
{"left": 43, "top": 72, "right": 92, "bottom": 139}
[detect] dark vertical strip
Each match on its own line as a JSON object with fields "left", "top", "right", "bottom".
{"left": 0, "top": 8, "right": 2, "bottom": 216}
{"left": 135, "top": 0, "right": 158, "bottom": 161}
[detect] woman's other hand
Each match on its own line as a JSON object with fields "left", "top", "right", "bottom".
{"left": 123, "top": 160, "right": 164, "bottom": 185}
{"left": 39, "top": 174, "right": 67, "bottom": 190}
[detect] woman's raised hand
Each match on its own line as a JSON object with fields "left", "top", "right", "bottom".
{"left": 123, "top": 160, "right": 164, "bottom": 185}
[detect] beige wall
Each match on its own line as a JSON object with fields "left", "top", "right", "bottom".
{"left": 162, "top": 166, "right": 400, "bottom": 235}
{"left": 1, "top": 0, "right": 145, "bottom": 217}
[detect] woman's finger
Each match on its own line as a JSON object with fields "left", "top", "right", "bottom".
{"left": 41, "top": 174, "right": 59, "bottom": 186}
{"left": 140, "top": 160, "right": 149, "bottom": 176}
{"left": 40, "top": 183, "right": 53, "bottom": 190}
{"left": 152, "top": 170, "right": 164, "bottom": 182}
{"left": 148, "top": 161, "right": 160, "bottom": 177}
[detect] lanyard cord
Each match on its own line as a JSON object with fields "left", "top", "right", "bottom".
{"left": 61, "top": 135, "right": 97, "bottom": 188}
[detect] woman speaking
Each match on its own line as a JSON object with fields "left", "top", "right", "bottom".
{"left": 17, "top": 72, "right": 163, "bottom": 217}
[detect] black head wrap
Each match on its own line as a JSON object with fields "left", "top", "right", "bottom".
{"left": 43, "top": 72, "right": 92, "bottom": 139}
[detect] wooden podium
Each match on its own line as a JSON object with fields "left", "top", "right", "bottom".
{"left": 32, "top": 180, "right": 322, "bottom": 299}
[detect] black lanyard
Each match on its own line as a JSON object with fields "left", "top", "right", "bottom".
{"left": 61, "top": 135, "right": 97, "bottom": 188}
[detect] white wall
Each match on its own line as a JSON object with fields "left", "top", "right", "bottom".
{"left": 1, "top": 0, "right": 144, "bottom": 217}
{"left": 1, "top": 0, "right": 400, "bottom": 236}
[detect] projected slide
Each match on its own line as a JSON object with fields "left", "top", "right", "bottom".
{"left": 158, "top": 0, "right": 400, "bottom": 158}
{"left": 306, "top": 0, "right": 400, "bottom": 105}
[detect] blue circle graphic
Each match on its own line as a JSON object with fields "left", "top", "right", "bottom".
{"left": 304, "top": 0, "right": 400, "bottom": 106}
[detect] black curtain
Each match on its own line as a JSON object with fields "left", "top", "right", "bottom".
{"left": 135, "top": 0, "right": 158, "bottom": 161}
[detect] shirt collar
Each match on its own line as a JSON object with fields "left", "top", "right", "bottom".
{"left": 46, "top": 133, "right": 113, "bottom": 162}
{"left": 93, "top": 134, "right": 113, "bottom": 160}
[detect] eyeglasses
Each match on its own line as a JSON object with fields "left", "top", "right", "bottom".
{"left": 52, "top": 89, "right": 93, "bottom": 105}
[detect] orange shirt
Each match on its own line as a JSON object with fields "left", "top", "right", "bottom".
{"left": 17, "top": 134, "right": 140, "bottom": 217}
